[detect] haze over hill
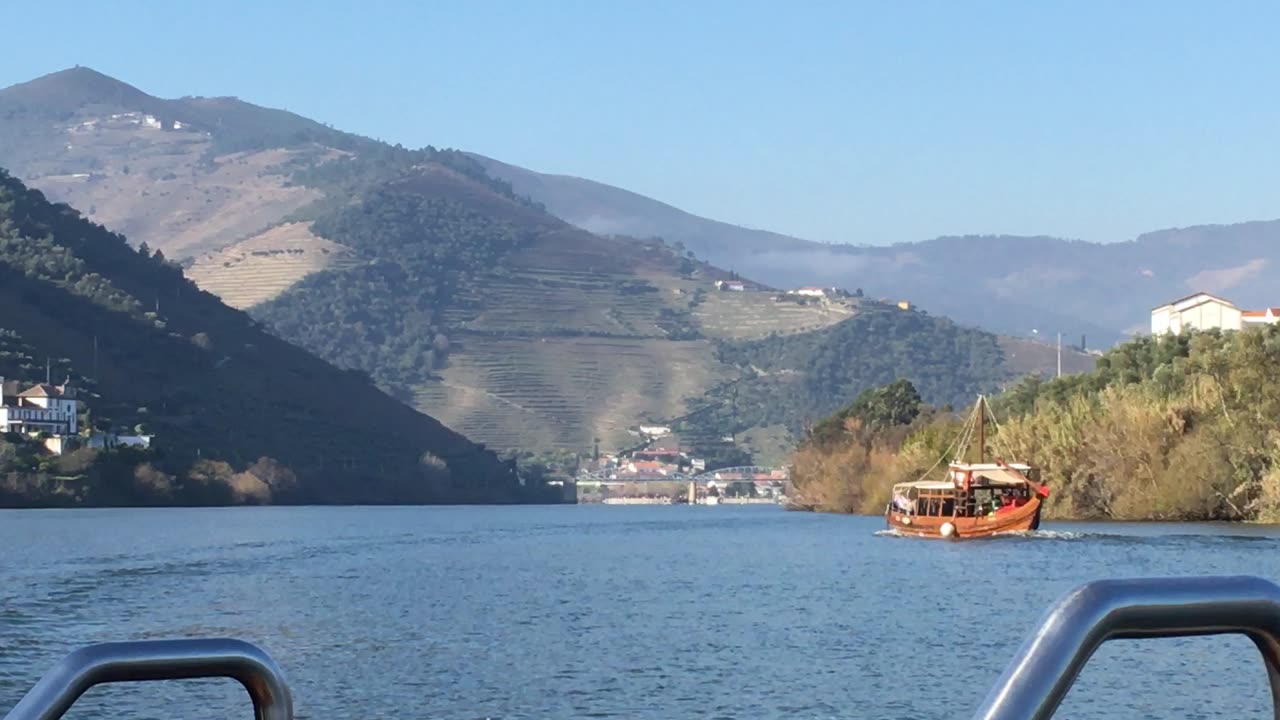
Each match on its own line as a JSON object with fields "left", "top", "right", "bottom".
{"left": 0, "top": 67, "right": 1090, "bottom": 460}
{"left": 474, "top": 156, "right": 1280, "bottom": 347}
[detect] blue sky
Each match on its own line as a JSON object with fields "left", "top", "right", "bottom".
{"left": 3, "top": 1, "right": 1278, "bottom": 246}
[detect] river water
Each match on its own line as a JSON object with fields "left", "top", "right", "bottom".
{"left": 2, "top": 505, "right": 1279, "bottom": 720}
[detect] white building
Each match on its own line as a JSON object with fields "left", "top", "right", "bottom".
{"left": 1150, "top": 293, "right": 1243, "bottom": 335}
{"left": 0, "top": 380, "right": 79, "bottom": 436}
{"left": 638, "top": 424, "right": 672, "bottom": 438}
{"left": 715, "top": 280, "right": 745, "bottom": 291}
{"left": 790, "top": 286, "right": 828, "bottom": 298}
{"left": 87, "top": 433, "right": 153, "bottom": 450}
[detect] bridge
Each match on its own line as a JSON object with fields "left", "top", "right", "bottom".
{"left": 576, "top": 466, "right": 787, "bottom": 483}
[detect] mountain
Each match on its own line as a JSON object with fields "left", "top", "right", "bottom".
{"left": 0, "top": 68, "right": 1087, "bottom": 460}
{"left": 473, "top": 157, "right": 1280, "bottom": 348}
{"left": 0, "top": 66, "right": 372, "bottom": 260}
{"left": 466, "top": 154, "right": 820, "bottom": 257}
{"left": 0, "top": 168, "right": 544, "bottom": 506}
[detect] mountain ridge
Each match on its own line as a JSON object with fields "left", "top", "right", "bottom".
{"left": 0, "top": 67, "right": 1096, "bottom": 460}
{"left": 473, "top": 156, "right": 1280, "bottom": 346}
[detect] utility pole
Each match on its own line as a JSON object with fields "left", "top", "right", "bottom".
{"left": 1056, "top": 332, "right": 1062, "bottom": 379}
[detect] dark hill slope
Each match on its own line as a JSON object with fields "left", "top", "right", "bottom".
{"left": 0, "top": 168, "right": 535, "bottom": 505}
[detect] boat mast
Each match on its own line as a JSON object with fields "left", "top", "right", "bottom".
{"left": 977, "top": 395, "right": 985, "bottom": 463}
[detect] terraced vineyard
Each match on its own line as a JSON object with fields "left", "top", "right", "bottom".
{"left": 185, "top": 223, "right": 362, "bottom": 309}
{"left": 691, "top": 291, "right": 856, "bottom": 340}
{"left": 415, "top": 336, "right": 729, "bottom": 450}
{"left": 451, "top": 268, "right": 672, "bottom": 337}
{"left": 414, "top": 265, "right": 850, "bottom": 451}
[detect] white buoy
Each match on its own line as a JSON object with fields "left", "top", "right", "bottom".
{"left": 940, "top": 522, "right": 956, "bottom": 538}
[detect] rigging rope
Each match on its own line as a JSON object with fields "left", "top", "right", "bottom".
{"left": 983, "top": 397, "right": 1013, "bottom": 460}
{"left": 912, "top": 398, "right": 978, "bottom": 483}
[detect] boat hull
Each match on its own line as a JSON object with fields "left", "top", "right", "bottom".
{"left": 884, "top": 497, "right": 1043, "bottom": 539}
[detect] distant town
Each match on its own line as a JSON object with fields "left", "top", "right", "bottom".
{"left": 575, "top": 423, "right": 789, "bottom": 505}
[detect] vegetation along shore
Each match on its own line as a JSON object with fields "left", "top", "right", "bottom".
{"left": 790, "top": 326, "right": 1280, "bottom": 522}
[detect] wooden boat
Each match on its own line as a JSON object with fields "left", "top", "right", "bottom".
{"left": 884, "top": 395, "right": 1049, "bottom": 539}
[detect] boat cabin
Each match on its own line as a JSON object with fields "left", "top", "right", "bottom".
{"left": 890, "top": 462, "right": 1041, "bottom": 519}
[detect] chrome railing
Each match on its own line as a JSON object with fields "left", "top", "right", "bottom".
{"left": 973, "top": 575, "right": 1280, "bottom": 720}
{"left": 1, "top": 638, "right": 293, "bottom": 720}
{"left": 5, "top": 576, "right": 1280, "bottom": 720}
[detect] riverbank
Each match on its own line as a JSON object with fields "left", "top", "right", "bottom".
{"left": 789, "top": 330, "right": 1280, "bottom": 522}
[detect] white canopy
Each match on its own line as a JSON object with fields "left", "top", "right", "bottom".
{"left": 893, "top": 480, "right": 958, "bottom": 492}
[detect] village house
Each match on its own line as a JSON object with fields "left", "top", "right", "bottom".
{"left": 714, "top": 280, "right": 745, "bottom": 292}
{"left": 1242, "top": 307, "right": 1280, "bottom": 327}
{"left": 1150, "top": 293, "right": 1280, "bottom": 335}
{"left": 0, "top": 379, "right": 79, "bottom": 437}
{"left": 632, "top": 448, "right": 682, "bottom": 463}
{"left": 617, "top": 460, "right": 671, "bottom": 479}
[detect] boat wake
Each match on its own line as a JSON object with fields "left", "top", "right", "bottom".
{"left": 873, "top": 528, "right": 1084, "bottom": 540}
{"left": 993, "top": 529, "right": 1085, "bottom": 540}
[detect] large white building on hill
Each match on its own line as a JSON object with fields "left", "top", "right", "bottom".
{"left": 1151, "top": 293, "right": 1280, "bottom": 335}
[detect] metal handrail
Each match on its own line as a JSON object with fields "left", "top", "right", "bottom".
{"left": 972, "top": 575, "right": 1280, "bottom": 720}
{"left": 6, "top": 577, "right": 1280, "bottom": 720}
{"left": 2, "top": 638, "right": 293, "bottom": 720}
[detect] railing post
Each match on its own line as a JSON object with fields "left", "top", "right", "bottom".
{"left": 972, "top": 576, "right": 1280, "bottom": 720}
{"left": 2, "top": 639, "right": 293, "bottom": 720}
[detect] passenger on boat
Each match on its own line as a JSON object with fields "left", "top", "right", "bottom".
{"left": 893, "top": 492, "right": 915, "bottom": 514}
{"left": 995, "top": 491, "right": 1023, "bottom": 514}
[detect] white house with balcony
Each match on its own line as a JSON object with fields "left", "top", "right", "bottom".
{"left": 0, "top": 380, "right": 79, "bottom": 436}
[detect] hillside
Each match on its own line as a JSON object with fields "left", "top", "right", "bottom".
{"left": 0, "top": 168, "right": 544, "bottom": 506}
{"left": 790, "top": 325, "right": 1280, "bottom": 522}
{"left": 473, "top": 157, "right": 1280, "bottom": 348}
{"left": 0, "top": 67, "right": 1087, "bottom": 460}
{"left": 0, "top": 67, "right": 368, "bottom": 259}
{"left": 668, "top": 302, "right": 1093, "bottom": 462}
